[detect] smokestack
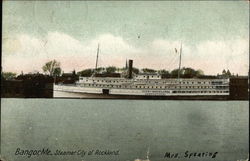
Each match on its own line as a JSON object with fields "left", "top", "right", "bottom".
{"left": 128, "top": 59, "right": 133, "bottom": 79}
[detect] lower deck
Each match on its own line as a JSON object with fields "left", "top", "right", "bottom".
{"left": 53, "top": 90, "right": 229, "bottom": 100}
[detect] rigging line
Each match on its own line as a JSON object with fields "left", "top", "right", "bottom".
{"left": 168, "top": 55, "right": 179, "bottom": 70}
{"left": 169, "top": 56, "right": 181, "bottom": 71}
{"left": 166, "top": 54, "right": 177, "bottom": 66}
{"left": 164, "top": 49, "right": 180, "bottom": 70}
{"left": 169, "top": 54, "right": 179, "bottom": 65}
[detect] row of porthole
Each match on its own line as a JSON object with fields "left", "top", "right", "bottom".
{"left": 173, "top": 91, "right": 229, "bottom": 93}
{"left": 83, "top": 84, "right": 228, "bottom": 89}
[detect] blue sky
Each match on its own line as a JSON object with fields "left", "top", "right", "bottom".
{"left": 2, "top": 1, "right": 249, "bottom": 75}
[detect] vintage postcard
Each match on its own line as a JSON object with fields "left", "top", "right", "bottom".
{"left": 1, "top": 1, "right": 249, "bottom": 161}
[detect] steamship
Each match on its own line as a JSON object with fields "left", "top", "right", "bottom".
{"left": 53, "top": 45, "right": 230, "bottom": 99}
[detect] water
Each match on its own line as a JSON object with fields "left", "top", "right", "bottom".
{"left": 1, "top": 99, "right": 249, "bottom": 161}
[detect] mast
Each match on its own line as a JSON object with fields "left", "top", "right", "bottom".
{"left": 178, "top": 43, "right": 182, "bottom": 80}
{"left": 146, "top": 147, "right": 150, "bottom": 160}
{"left": 95, "top": 43, "right": 100, "bottom": 72}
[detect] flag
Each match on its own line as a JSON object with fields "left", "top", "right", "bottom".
{"left": 175, "top": 48, "right": 178, "bottom": 53}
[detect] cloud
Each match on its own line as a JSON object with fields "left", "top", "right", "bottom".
{"left": 190, "top": 39, "right": 249, "bottom": 75}
{"left": 2, "top": 32, "right": 249, "bottom": 75}
{"left": 2, "top": 32, "right": 141, "bottom": 73}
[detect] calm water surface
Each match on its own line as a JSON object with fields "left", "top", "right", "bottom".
{"left": 1, "top": 99, "right": 249, "bottom": 161}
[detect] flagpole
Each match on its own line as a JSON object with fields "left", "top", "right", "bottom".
{"left": 95, "top": 43, "right": 100, "bottom": 72}
{"left": 178, "top": 43, "right": 182, "bottom": 80}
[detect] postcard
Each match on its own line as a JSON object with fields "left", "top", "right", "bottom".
{"left": 1, "top": 1, "right": 249, "bottom": 161}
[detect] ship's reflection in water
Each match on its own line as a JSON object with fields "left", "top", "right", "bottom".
{"left": 1, "top": 99, "right": 249, "bottom": 161}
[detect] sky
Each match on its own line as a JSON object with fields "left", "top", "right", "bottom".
{"left": 2, "top": 1, "right": 249, "bottom": 75}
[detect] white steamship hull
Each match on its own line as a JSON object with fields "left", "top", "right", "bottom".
{"left": 53, "top": 84, "right": 229, "bottom": 100}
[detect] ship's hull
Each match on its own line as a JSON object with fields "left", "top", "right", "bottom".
{"left": 54, "top": 86, "right": 229, "bottom": 100}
